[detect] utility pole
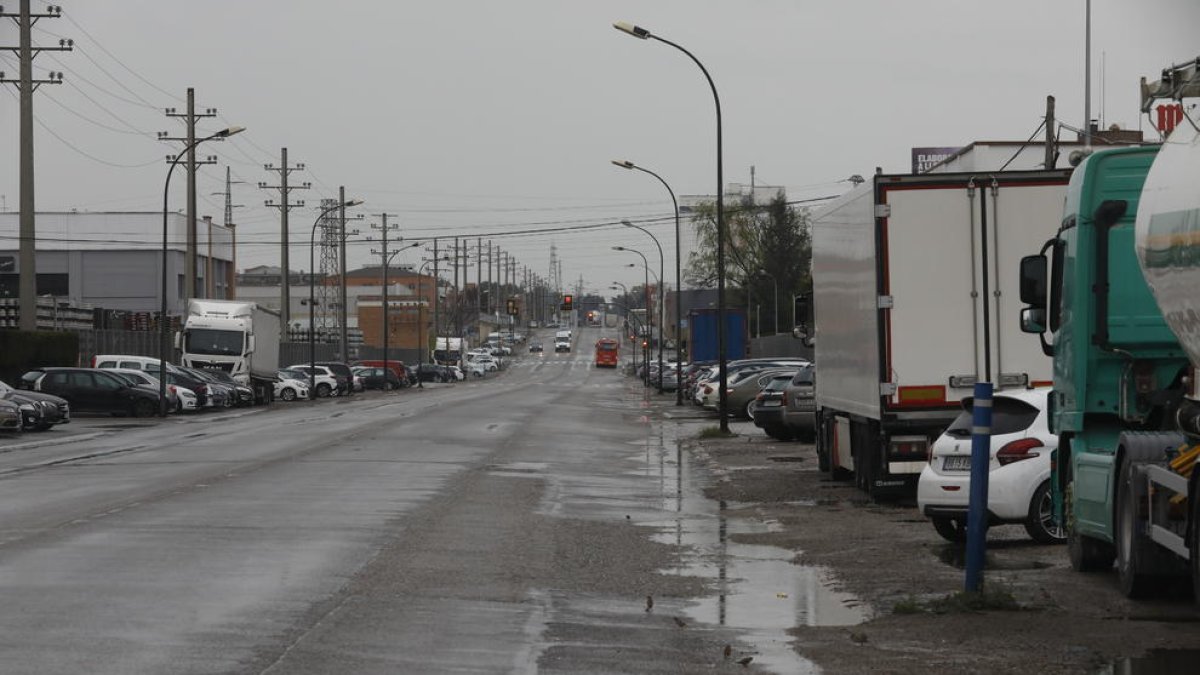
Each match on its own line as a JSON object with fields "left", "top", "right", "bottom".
{"left": 1044, "top": 95, "right": 1056, "bottom": 169}
{"left": 433, "top": 238, "right": 440, "bottom": 342}
{"left": 260, "top": 148, "right": 310, "bottom": 330}
{"left": 487, "top": 242, "right": 494, "bottom": 314}
{"left": 476, "top": 238, "right": 483, "bottom": 314}
{"left": 162, "top": 88, "right": 218, "bottom": 300}
{"left": 339, "top": 186, "right": 348, "bottom": 358}
{"left": 211, "top": 166, "right": 244, "bottom": 299}
{"left": 370, "top": 214, "right": 399, "bottom": 369}
{"left": 0, "top": 1, "right": 71, "bottom": 330}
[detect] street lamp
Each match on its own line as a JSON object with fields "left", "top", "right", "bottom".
{"left": 160, "top": 125, "right": 245, "bottom": 417}
{"left": 416, "top": 255, "right": 450, "bottom": 388}
{"left": 614, "top": 21, "right": 729, "bottom": 430}
{"left": 310, "top": 198, "right": 363, "bottom": 396}
{"left": 613, "top": 245, "right": 652, "bottom": 388}
{"left": 375, "top": 241, "right": 420, "bottom": 390}
{"left": 621, "top": 220, "right": 665, "bottom": 393}
{"left": 609, "top": 285, "right": 643, "bottom": 373}
{"left": 613, "top": 161, "right": 684, "bottom": 405}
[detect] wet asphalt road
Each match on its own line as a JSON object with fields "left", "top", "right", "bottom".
{"left": 0, "top": 327, "right": 837, "bottom": 674}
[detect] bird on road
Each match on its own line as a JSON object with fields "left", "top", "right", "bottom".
{"left": 738, "top": 656, "right": 754, "bottom": 667}
{"left": 723, "top": 645, "right": 732, "bottom": 660}
{"left": 645, "top": 595, "right": 653, "bottom": 612}
{"left": 673, "top": 616, "right": 687, "bottom": 628}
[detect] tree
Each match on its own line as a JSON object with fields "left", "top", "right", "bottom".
{"left": 684, "top": 192, "right": 811, "bottom": 333}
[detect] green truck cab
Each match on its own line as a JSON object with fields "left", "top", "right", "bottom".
{"left": 1020, "top": 144, "right": 1194, "bottom": 588}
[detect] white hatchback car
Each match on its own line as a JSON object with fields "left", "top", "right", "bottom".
{"left": 917, "top": 388, "right": 1063, "bottom": 544}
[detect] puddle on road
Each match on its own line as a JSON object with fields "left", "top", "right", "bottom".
{"left": 1097, "top": 649, "right": 1200, "bottom": 674}
{"left": 626, "top": 422, "right": 869, "bottom": 675}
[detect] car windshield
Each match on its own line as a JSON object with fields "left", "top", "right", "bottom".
{"left": 184, "top": 329, "right": 244, "bottom": 356}
{"left": 945, "top": 395, "right": 1041, "bottom": 437}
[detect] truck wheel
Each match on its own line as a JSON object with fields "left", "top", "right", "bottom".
{"left": 1024, "top": 480, "right": 1066, "bottom": 544}
{"left": 1065, "top": 480, "right": 1115, "bottom": 572}
{"left": 1116, "top": 459, "right": 1154, "bottom": 598}
{"left": 1191, "top": 481, "right": 1200, "bottom": 605}
{"left": 932, "top": 517, "right": 966, "bottom": 543}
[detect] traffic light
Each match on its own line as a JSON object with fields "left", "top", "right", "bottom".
{"left": 506, "top": 298, "right": 518, "bottom": 316}
{"left": 561, "top": 294, "right": 573, "bottom": 311}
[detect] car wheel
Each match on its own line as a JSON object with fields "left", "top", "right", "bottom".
{"left": 133, "top": 398, "right": 157, "bottom": 418}
{"left": 931, "top": 516, "right": 967, "bottom": 543}
{"left": 316, "top": 383, "right": 332, "bottom": 398}
{"left": 280, "top": 387, "right": 297, "bottom": 402}
{"left": 222, "top": 396, "right": 233, "bottom": 409}
{"left": 1024, "top": 480, "right": 1066, "bottom": 544}
{"left": 744, "top": 401, "right": 756, "bottom": 420}
{"left": 34, "top": 421, "right": 53, "bottom": 432}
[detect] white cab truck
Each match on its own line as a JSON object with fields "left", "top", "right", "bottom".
{"left": 178, "top": 299, "right": 281, "bottom": 404}
{"left": 433, "top": 337, "right": 463, "bottom": 366}
{"left": 811, "top": 168, "right": 1070, "bottom": 499}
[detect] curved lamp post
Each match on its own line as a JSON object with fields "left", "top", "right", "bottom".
{"left": 614, "top": 21, "right": 728, "bottom": 430}
{"left": 309, "top": 198, "right": 364, "bottom": 396}
{"left": 620, "top": 220, "right": 665, "bottom": 393}
{"left": 613, "top": 162, "right": 683, "bottom": 405}
{"left": 375, "top": 241, "right": 420, "bottom": 391}
{"left": 613, "top": 245, "right": 652, "bottom": 388}
{"left": 160, "top": 125, "right": 245, "bottom": 417}
{"left": 416, "top": 255, "right": 450, "bottom": 388}
{"left": 610, "top": 281, "right": 637, "bottom": 372}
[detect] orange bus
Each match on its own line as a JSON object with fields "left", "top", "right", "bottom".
{"left": 594, "top": 338, "right": 620, "bottom": 368}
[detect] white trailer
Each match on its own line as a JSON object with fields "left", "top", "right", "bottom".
{"left": 179, "top": 299, "right": 281, "bottom": 404}
{"left": 812, "top": 169, "right": 1070, "bottom": 498}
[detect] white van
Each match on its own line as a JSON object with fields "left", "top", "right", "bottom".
{"left": 555, "top": 330, "right": 571, "bottom": 341}
{"left": 93, "top": 354, "right": 178, "bottom": 372}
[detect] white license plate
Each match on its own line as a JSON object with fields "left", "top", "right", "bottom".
{"left": 942, "top": 455, "right": 971, "bottom": 471}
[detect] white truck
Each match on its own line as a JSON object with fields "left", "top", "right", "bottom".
{"left": 810, "top": 168, "right": 1070, "bottom": 499}
{"left": 178, "top": 299, "right": 281, "bottom": 405}
{"left": 433, "top": 337, "right": 463, "bottom": 366}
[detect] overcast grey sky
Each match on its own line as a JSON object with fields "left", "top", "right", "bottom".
{"left": 2, "top": 1, "right": 1197, "bottom": 294}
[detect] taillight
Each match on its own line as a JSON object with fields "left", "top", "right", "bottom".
{"left": 997, "top": 438, "right": 1043, "bottom": 466}
{"left": 755, "top": 393, "right": 764, "bottom": 402}
{"left": 704, "top": 385, "right": 713, "bottom": 395}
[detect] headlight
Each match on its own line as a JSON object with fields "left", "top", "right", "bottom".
{"left": 19, "top": 403, "right": 35, "bottom": 412}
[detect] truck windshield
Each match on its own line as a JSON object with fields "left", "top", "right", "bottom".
{"left": 185, "top": 329, "right": 244, "bottom": 356}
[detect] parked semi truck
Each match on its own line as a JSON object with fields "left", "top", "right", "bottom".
{"left": 433, "top": 337, "right": 463, "bottom": 366}
{"left": 1018, "top": 61, "right": 1200, "bottom": 599}
{"left": 178, "top": 299, "right": 281, "bottom": 405}
{"left": 812, "top": 168, "right": 1070, "bottom": 498}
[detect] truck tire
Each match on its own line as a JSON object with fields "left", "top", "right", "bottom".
{"left": 1024, "top": 480, "right": 1066, "bottom": 544}
{"left": 1191, "top": 479, "right": 1200, "bottom": 605}
{"left": 932, "top": 517, "right": 967, "bottom": 543}
{"left": 1116, "top": 458, "right": 1155, "bottom": 598}
{"left": 1065, "top": 479, "right": 1115, "bottom": 572}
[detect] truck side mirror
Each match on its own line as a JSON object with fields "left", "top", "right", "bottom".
{"left": 1020, "top": 307, "right": 1047, "bottom": 334}
{"left": 1019, "top": 255, "right": 1047, "bottom": 307}
{"left": 173, "top": 331, "right": 182, "bottom": 350}
{"left": 247, "top": 335, "right": 256, "bottom": 353}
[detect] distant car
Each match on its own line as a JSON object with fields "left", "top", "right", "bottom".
{"left": 554, "top": 339, "right": 570, "bottom": 353}
{"left": 529, "top": 341, "right": 543, "bottom": 353}
{"left": 0, "top": 378, "right": 70, "bottom": 431}
{"left": 780, "top": 364, "right": 817, "bottom": 442}
{"left": 22, "top": 367, "right": 162, "bottom": 417}
{"left": 713, "top": 368, "right": 798, "bottom": 419}
{"left": 751, "top": 372, "right": 797, "bottom": 440}
{"left": 287, "top": 365, "right": 341, "bottom": 398}
{"left": 448, "top": 366, "right": 465, "bottom": 381}
{"left": 917, "top": 388, "right": 1064, "bottom": 544}
{"left": 314, "top": 362, "right": 355, "bottom": 396}
{"left": 0, "top": 398, "right": 22, "bottom": 433}
{"left": 352, "top": 366, "right": 404, "bottom": 390}
{"left": 107, "top": 368, "right": 196, "bottom": 413}
{"left": 416, "top": 363, "right": 450, "bottom": 383}
{"left": 274, "top": 371, "right": 310, "bottom": 401}
{"left": 194, "top": 368, "right": 254, "bottom": 406}
{"left": 470, "top": 355, "right": 500, "bottom": 372}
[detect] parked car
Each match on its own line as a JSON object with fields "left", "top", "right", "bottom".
{"left": 779, "top": 364, "right": 817, "bottom": 442}
{"left": 275, "top": 370, "right": 314, "bottom": 401}
{"left": 179, "top": 367, "right": 236, "bottom": 408}
{"left": 415, "top": 363, "right": 450, "bottom": 383}
{"left": 145, "top": 365, "right": 217, "bottom": 409}
{"left": 356, "top": 359, "right": 408, "bottom": 386}
{"left": 448, "top": 366, "right": 465, "bottom": 381}
{"left": 916, "top": 388, "right": 1064, "bottom": 544}
{"left": 22, "top": 367, "right": 162, "bottom": 417}
{"left": 0, "top": 378, "right": 70, "bottom": 431}
{"left": 106, "top": 368, "right": 192, "bottom": 414}
{"left": 351, "top": 366, "right": 405, "bottom": 391}
{"left": 286, "top": 365, "right": 342, "bottom": 397}
{"left": 469, "top": 354, "right": 500, "bottom": 372}
{"left": 197, "top": 369, "right": 255, "bottom": 406}
{"left": 0, "top": 398, "right": 21, "bottom": 433}
{"left": 751, "top": 372, "right": 797, "bottom": 440}
{"left": 711, "top": 368, "right": 798, "bottom": 419}
{"left": 92, "top": 354, "right": 176, "bottom": 372}
{"left": 315, "top": 361, "right": 355, "bottom": 395}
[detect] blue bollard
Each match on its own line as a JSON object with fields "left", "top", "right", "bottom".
{"left": 964, "top": 381, "right": 993, "bottom": 593}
